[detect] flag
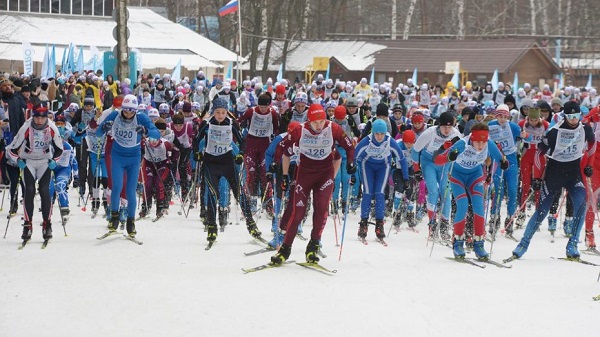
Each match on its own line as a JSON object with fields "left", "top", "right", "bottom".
{"left": 90, "top": 46, "right": 100, "bottom": 72}
{"left": 512, "top": 72, "right": 519, "bottom": 93}
{"left": 66, "top": 43, "right": 75, "bottom": 74}
{"left": 76, "top": 46, "right": 84, "bottom": 73}
{"left": 171, "top": 58, "right": 182, "bottom": 84}
{"left": 227, "top": 62, "right": 233, "bottom": 80}
{"left": 41, "top": 45, "right": 50, "bottom": 79}
{"left": 61, "top": 47, "right": 67, "bottom": 73}
{"left": 586, "top": 73, "right": 593, "bottom": 89}
{"left": 22, "top": 41, "right": 35, "bottom": 76}
{"left": 325, "top": 62, "right": 330, "bottom": 81}
{"left": 50, "top": 44, "right": 56, "bottom": 77}
{"left": 218, "top": 0, "right": 239, "bottom": 17}
{"left": 491, "top": 69, "right": 499, "bottom": 92}
{"left": 559, "top": 72, "right": 564, "bottom": 89}
{"left": 369, "top": 67, "right": 375, "bottom": 86}
{"left": 450, "top": 65, "right": 459, "bottom": 89}
{"left": 276, "top": 63, "right": 283, "bottom": 82}
{"left": 412, "top": 67, "right": 418, "bottom": 85}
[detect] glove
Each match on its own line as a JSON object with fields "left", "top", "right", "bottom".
{"left": 350, "top": 175, "right": 357, "bottom": 185}
{"left": 414, "top": 170, "right": 423, "bottom": 181}
{"left": 269, "top": 162, "right": 278, "bottom": 173}
{"left": 500, "top": 159, "right": 509, "bottom": 170}
{"left": 234, "top": 154, "right": 244, "bottom": 165}
{"left": 346, "top": 162, "right": 357, "bottom": 174}
{"left": 102, "top": 120, "right": 113, "bottom": 133}
{"left": 448, "top": 150, "right": 459, "bottom": 161}
{"left": 450, "top": 136, "right": 460, "bottom": 144}
{"left": 584, "top": 165, "right": 593, "bottom": 177}
{"left": 48, "top": 159, "right": 57, "bottom": 170}
{"left": 72, "top": 177, "right": 79, "bottom": 188}
{"left": 194, "top": 152, "right": 203, "bottom": 162}
{"left": 281, "top": 175, "right": 290, "bottom": 191}
{"left": 266, "top": 171, "right": 273, "bottom": 181}
{"left": 17, "top": 159, "right": 26, "bottom": 170}
{"left": 532, "top": 178, "right": 542, "bottom": 191}
{"left": 135, "top": 125, "right": 146, "bottom": 135}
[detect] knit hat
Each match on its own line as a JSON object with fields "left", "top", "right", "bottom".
{"left": 258, "top": 94, "right": 272, "bottom": 106}
{"left": 172, "top": 113, "right": 185, "bottom": 124}
{"left": 520, "top": 98, "right": 533, "bottom": 108}
{"left": 528, "top": 108, "right": 541, "bottom": 119}
{"left": 461, "top": 107, "right": 473, "bottom": 116}
{"left": 563, "top": 101, "right": 580, "bottom": 115}
{"left": 372, "top": 119, "right": 387, "bottom": 134}
{"left": 503, "top": 94, "right": 516, "bottom": 106}
{"left": 84, "top": 96, "right": 95, "bottom": 106}
{"left": 495, "top": 104, "right": 510, "bottom": 116}
{"left": 148, "top": 108, "right": 159, "bottom": 119}
{"left": 32, "top": 105, "right": 49, "bottom": 117}
{"left": 346, "top": 97, "right": 358, "bottom": 107}
{"left": 551, "top": 97, "right": 562, "bottom": 106}
{"left": 275, "top": 85, "right": 286, "bottom": 95}
{"left": 376, "top": 103, "right": 389, "bottom": 117}
{"left": 307, "top": 104, "right": 326, "bottom": 122}
{"left": 212, "top": 97, "right": 229, "bottom": 112}
{"left": 402, "top": 130, "right": 416, "bottom": 144}
{"left": 182, "top": 101, "right": 192, "bottom": 113}
{"left": 20, "top": 85, "right": 30, "bottom": 93}
{"left": 334, "top": 105, "right": 347, "bottom": 120}
{"left": 392, "top": 104, "right": 404, "bottom": 113}
{"left": 154, "top": 118, "right": 167, "bottom": 130}
{"left": 438, "top": 112, "right": 454, "bottom": 126}
{"left": 287, "top": 121, "right": 300, "bottom": 134}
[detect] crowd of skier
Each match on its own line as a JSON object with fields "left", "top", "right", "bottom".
{"left": 1, "top": 70, "right": 599, "bottom": 266}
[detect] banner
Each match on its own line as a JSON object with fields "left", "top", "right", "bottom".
{"left": 22, "top": 41, "right": 35, "bottom": 76}
{"left": 171, "top": 58, "right": 182, "bottom": 84}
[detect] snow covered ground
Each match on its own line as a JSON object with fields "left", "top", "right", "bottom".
{"left": 0, "top": 190, "right": 598, "bottom": 337}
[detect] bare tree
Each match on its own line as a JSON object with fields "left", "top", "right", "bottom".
{"left": 402, "top": 0, "right": 417, "bottom": 39}
{"left": 529, "top": 0, "right": 536, "bottom": 35}
{"left": 456, "top": 0, "right": 465, "bottom": 39}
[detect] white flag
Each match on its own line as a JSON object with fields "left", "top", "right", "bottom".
{"left": 22, "top": 41, "right": 35, "bottom": 76}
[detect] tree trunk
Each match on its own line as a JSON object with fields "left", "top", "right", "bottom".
{"left": 540, "top": 0, "right": 549, "bottom": 35}
{"left": 456, "top": 0, "right": 465, "bottom": 39}
{"left": 403, "top": 0, "right": 417, "bottom": 39}
{"left": 529, "top": 0, "right": 536, "bottom": 35}
{"left": 391, "top": 0, "right": 397, "bottom": 39}
{"left": 166, "top": 0, "right": 177, "bottom": 22}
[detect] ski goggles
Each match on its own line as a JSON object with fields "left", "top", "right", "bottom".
{"left": 565, "top": 112, "right": 581, "bottom": 120}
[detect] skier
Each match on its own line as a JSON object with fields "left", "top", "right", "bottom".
{"left": 8, "top": 105, "right": 63, "bottom": 242}
{"left": 355, "top": 119, "right": 409, "bottom": 241}
{"left": 271, "top": 104, "right": 355, "bottom": 264}
{"left": 94, "top": 94, "right": 160, "bottom": 238}
{"left": 433, "top": 123, "right": 509, "bottom": 260}
{"left": 511, "top": 101, "right": 595, "bottom": 260}
{"left": 50, "top": 114, "right": 78, "bottom": 222}
{"left": 392, "top": 129, "right": 417, "bottom": 229}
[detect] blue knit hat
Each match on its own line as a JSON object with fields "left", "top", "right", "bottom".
{"left": 372, "top": 119, "right": 387, "bottom": 134}
{"left": 212, "top": 97, "right": 229, "bottom": 112}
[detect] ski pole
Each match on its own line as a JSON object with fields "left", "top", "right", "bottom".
{"left": 3, "top": 169, "right": 22, "bottom": 239}
{"left": 338, "top": 177, "right": 354, "bottom": 261}
{"left": 0, "top": 184, "right": 6, "bottom": 212}
{"left": 429, "top": 161, "right": 455, "bottom": 257}
{"left": 489, "top": 164, "right": 506, "bottom": 258}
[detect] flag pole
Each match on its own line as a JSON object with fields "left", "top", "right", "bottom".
{"left": 237, "top": 0, "right": 242, "bottom": 84}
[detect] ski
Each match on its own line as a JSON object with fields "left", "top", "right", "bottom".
{"left": 242, "top": 260, "right": 296, "bottom": 274}
{"left": 296, "top": 233, "right": 308, "bottom": 241}
{"left": 124, "top": 235, "right": 144, "bottom": 245}
{"left": 252, "top": 236, "right": 271, "bottom": 246}
{"left": 593, "top": 295, "right": 600, "bottom": 301}
{"left": 359, "top": 237, "right": 368, "bottom": 245}
{"left": 468, "top": 258, "right": 512, "bottom": 268}
{"left": 91, "top": 212, "right": 98, "bottom": 219}
{"left": 376, "top": 238, "right": 388, "bottom": 247}
{"left": 403, "top": 227, "right": 419, "bottom": 233}
{"left": 445, "top": 257, "right": 487, "bottom": 268}
{"left": 17, "top": 240, "right": 29, "bottom": 250}
{"left": 151, "top": 216, "right": 163, "bottom": 222}
{"left": 582, "top": 248, "right": 600, "bottom": 256}
{"left": 244, "top": 246, "right": 275, "bottom": 256}
{"left": 205, "top": 241, "right": 216, "bottom": 250}
{"left": 296, "top": 262, "right": 337, "bottom": 275}
{"left": 505, "top": 234, "right": 519, "bottom": 242}
{"left": 552, "top": 257, "right": 600, "bottom": 266}
{"left": 96, "top": 231, "right": 122, "bottom": 240}
{"left": 41, "top": 240, "right": 49, "bottom": 249}
{"left": 502, "top": 255, "right": 519, "bottom": 264}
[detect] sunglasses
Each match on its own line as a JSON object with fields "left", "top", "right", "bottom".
{"left": 565, "top": 113, "right": 581, "bottom": 120}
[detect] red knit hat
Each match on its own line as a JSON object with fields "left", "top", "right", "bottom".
{"left": 287, "top": 121, "right": 300, "bottom": 134}
{"left": 308, "top": 104, "right": 326, "bottom": 122}
{"left": 402, "top": 130, "right": 416, "bottom": 144}
{"left": 334, "top": 105, "right": 347, "bottom": 120}
{"left": 276, "top": 85, "right": 286, "bottom": 95}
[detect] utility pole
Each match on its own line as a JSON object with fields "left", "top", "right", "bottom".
{"left": 115, "top": 0, "right": 129, "bottom": 81}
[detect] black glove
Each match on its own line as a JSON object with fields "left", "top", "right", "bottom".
{"left": 350, "top": 175, "right": 356, "bottom": 185}
{"left": 281, "top": 175, "right": 290, "bottom": 191}
{"left": 500, "top": 159, "right": 509, "bottom": 170}
{"left": 266, "top": 171, "right": 273, "bottom": 181}
{"left": 194, "top": 152, "right": 203, "bottom": 162}
{"left": 102, "top": 120, "right": 113, "bottom": 133}
{"left": 346, "top": 162, "right": 357, "bottom": 174}
{"left": 450, "top": 136, "right": 460, "bottom": 144}
{"left": 414, "top": 170, "right": 423, "bottom": 181}
{"left": 269, "top": 162, "right": 278, "bottom": 173}
{"left": 234, "top": 153, "right": 244, "bottom": 165}
{"left": 448, "top": 150, "right": 459, "bottom": 161}
{"left": 532, "top": 178, "right": 542, "bottom": 191}
{"left": 72, "top": 178, "right": 79, "bottom": 189}
{"left": 135, "top": 125, "right": 146, "bottom": 135}
{"left": 584, "top": 165, "right": 593, "bottom": 177}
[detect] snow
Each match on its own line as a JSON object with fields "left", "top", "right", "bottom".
{"left": 0, "top": 189, "right": 598, "bottom": 336}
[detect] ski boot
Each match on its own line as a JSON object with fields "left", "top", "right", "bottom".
{"left": 405, "top": 212, "right": 416, "bottom": 228}
{"left": 392, "top": 212, "right": 402, "bottom": 231}
{"left": 515, "top": 211, "right": 526, "bottom": 229}
{"left": 340, "top": 200, "right": 347, "bottom": 214}
{"left": 305, "top": 239, "right": 320, "bottom": 263}
{"left": 439, "top": 219, "right": 451, "bottom": 241}
{"left": 566, "top": 239, "right": 580, "bottom": 259}
{"left": 415, "top": 205, "right": 425, "bottom": 222}
{"left": 250, "top": 198, "right": 258, "bottom": 213}
{"left": 428, "top": 219, "right": 438, "bottom": 240}
{"left": 199, "top": 207, "right": 207, "bottom": 223}
{"left": 218, "top": 206, "right": 229, "bottom": 230}
{"left": 349, "top": 197, "right": 359, "bottom": 213}
{"left": 563, "top": 217, "right": 573, "bottom": 237}
{"left": 331, "top": 199, "right": 339, "bottom": 214}
{"left": 548, "top": 215, "right": 557, "bottom": 235}
{"left": 138, "top": 203, "right": 149, "bottom": 219}
{"left": 206, "top": 223, "right": 218, "bottom": 242}
{"left": 358, "top": 218, "right": 368, "bottom": 239}
{"left": 268, "top": 229, "right": 285, "bottom": 249}
{"left": 102, "top": 199, "right": 109, "bottom": 218}
{"left": 487, "top": 215, "right": 500, "bottom": 238}
{"left": 42, "top": 220, "right": 53, "bottom": 240}
{"left": 385, "top": 200, "right": 393, "bottom": 217}
{"left": 473, "top": 236, "right": 489, "bottom": 261}
{"left": 60, "top": 207, "right": 70, "bottom": 223}
{"left": 586, "top": 230, "right": 596, "bottom": 249}
{"left": 452, "top": 234, "right": 466, "bottom": 258}
{"left": 126, "top": 217, "right": 137, "bottom": 237}
{"left": 246, "top": 220, "right": 262, "bottom": 239}
{"left": 108, "top": 210, "right": 120, "bottom": 232}
{"left": 119, "top": 206, "right": 127, "bottom": 226}
{"left": 504, "top": 217, "right": 514, "bottom": 236}
{"left": 271, "top": 244, "right": 291, "bottom": 265}
{"left": 375, "top": 219, "right": 385, "bottom": 240}
{"left": 512, "top": 239, "right": 530, "bottom": 259}
{"left": 21, "top": 221, "right": 32, "bottom": 241}
{"left": 91, "top": 198, "right": 100, "bottom": 215}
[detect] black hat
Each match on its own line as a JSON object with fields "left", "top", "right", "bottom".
{"left": 258, "top": 94, "right": 272, "bottom": 106}
{"left": 375, "top": 103, "right": 389, "bottom": 117}
{"left": 20, "top": 85, "right": 30, "bottom": 93}
{"left": 392, "top": 103, "right": 404, "bottom": 112}
{"left": 504, "top": 94, "right": 516, "bottom": 105}
{"left": 461, "top": 106, "right": 473, "bottom": 116}
{"left": 563, "top": 101, "right": 580, "bottom": 115}
{"left": 438, "top": 111, "right": 455, "bottom": 126}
